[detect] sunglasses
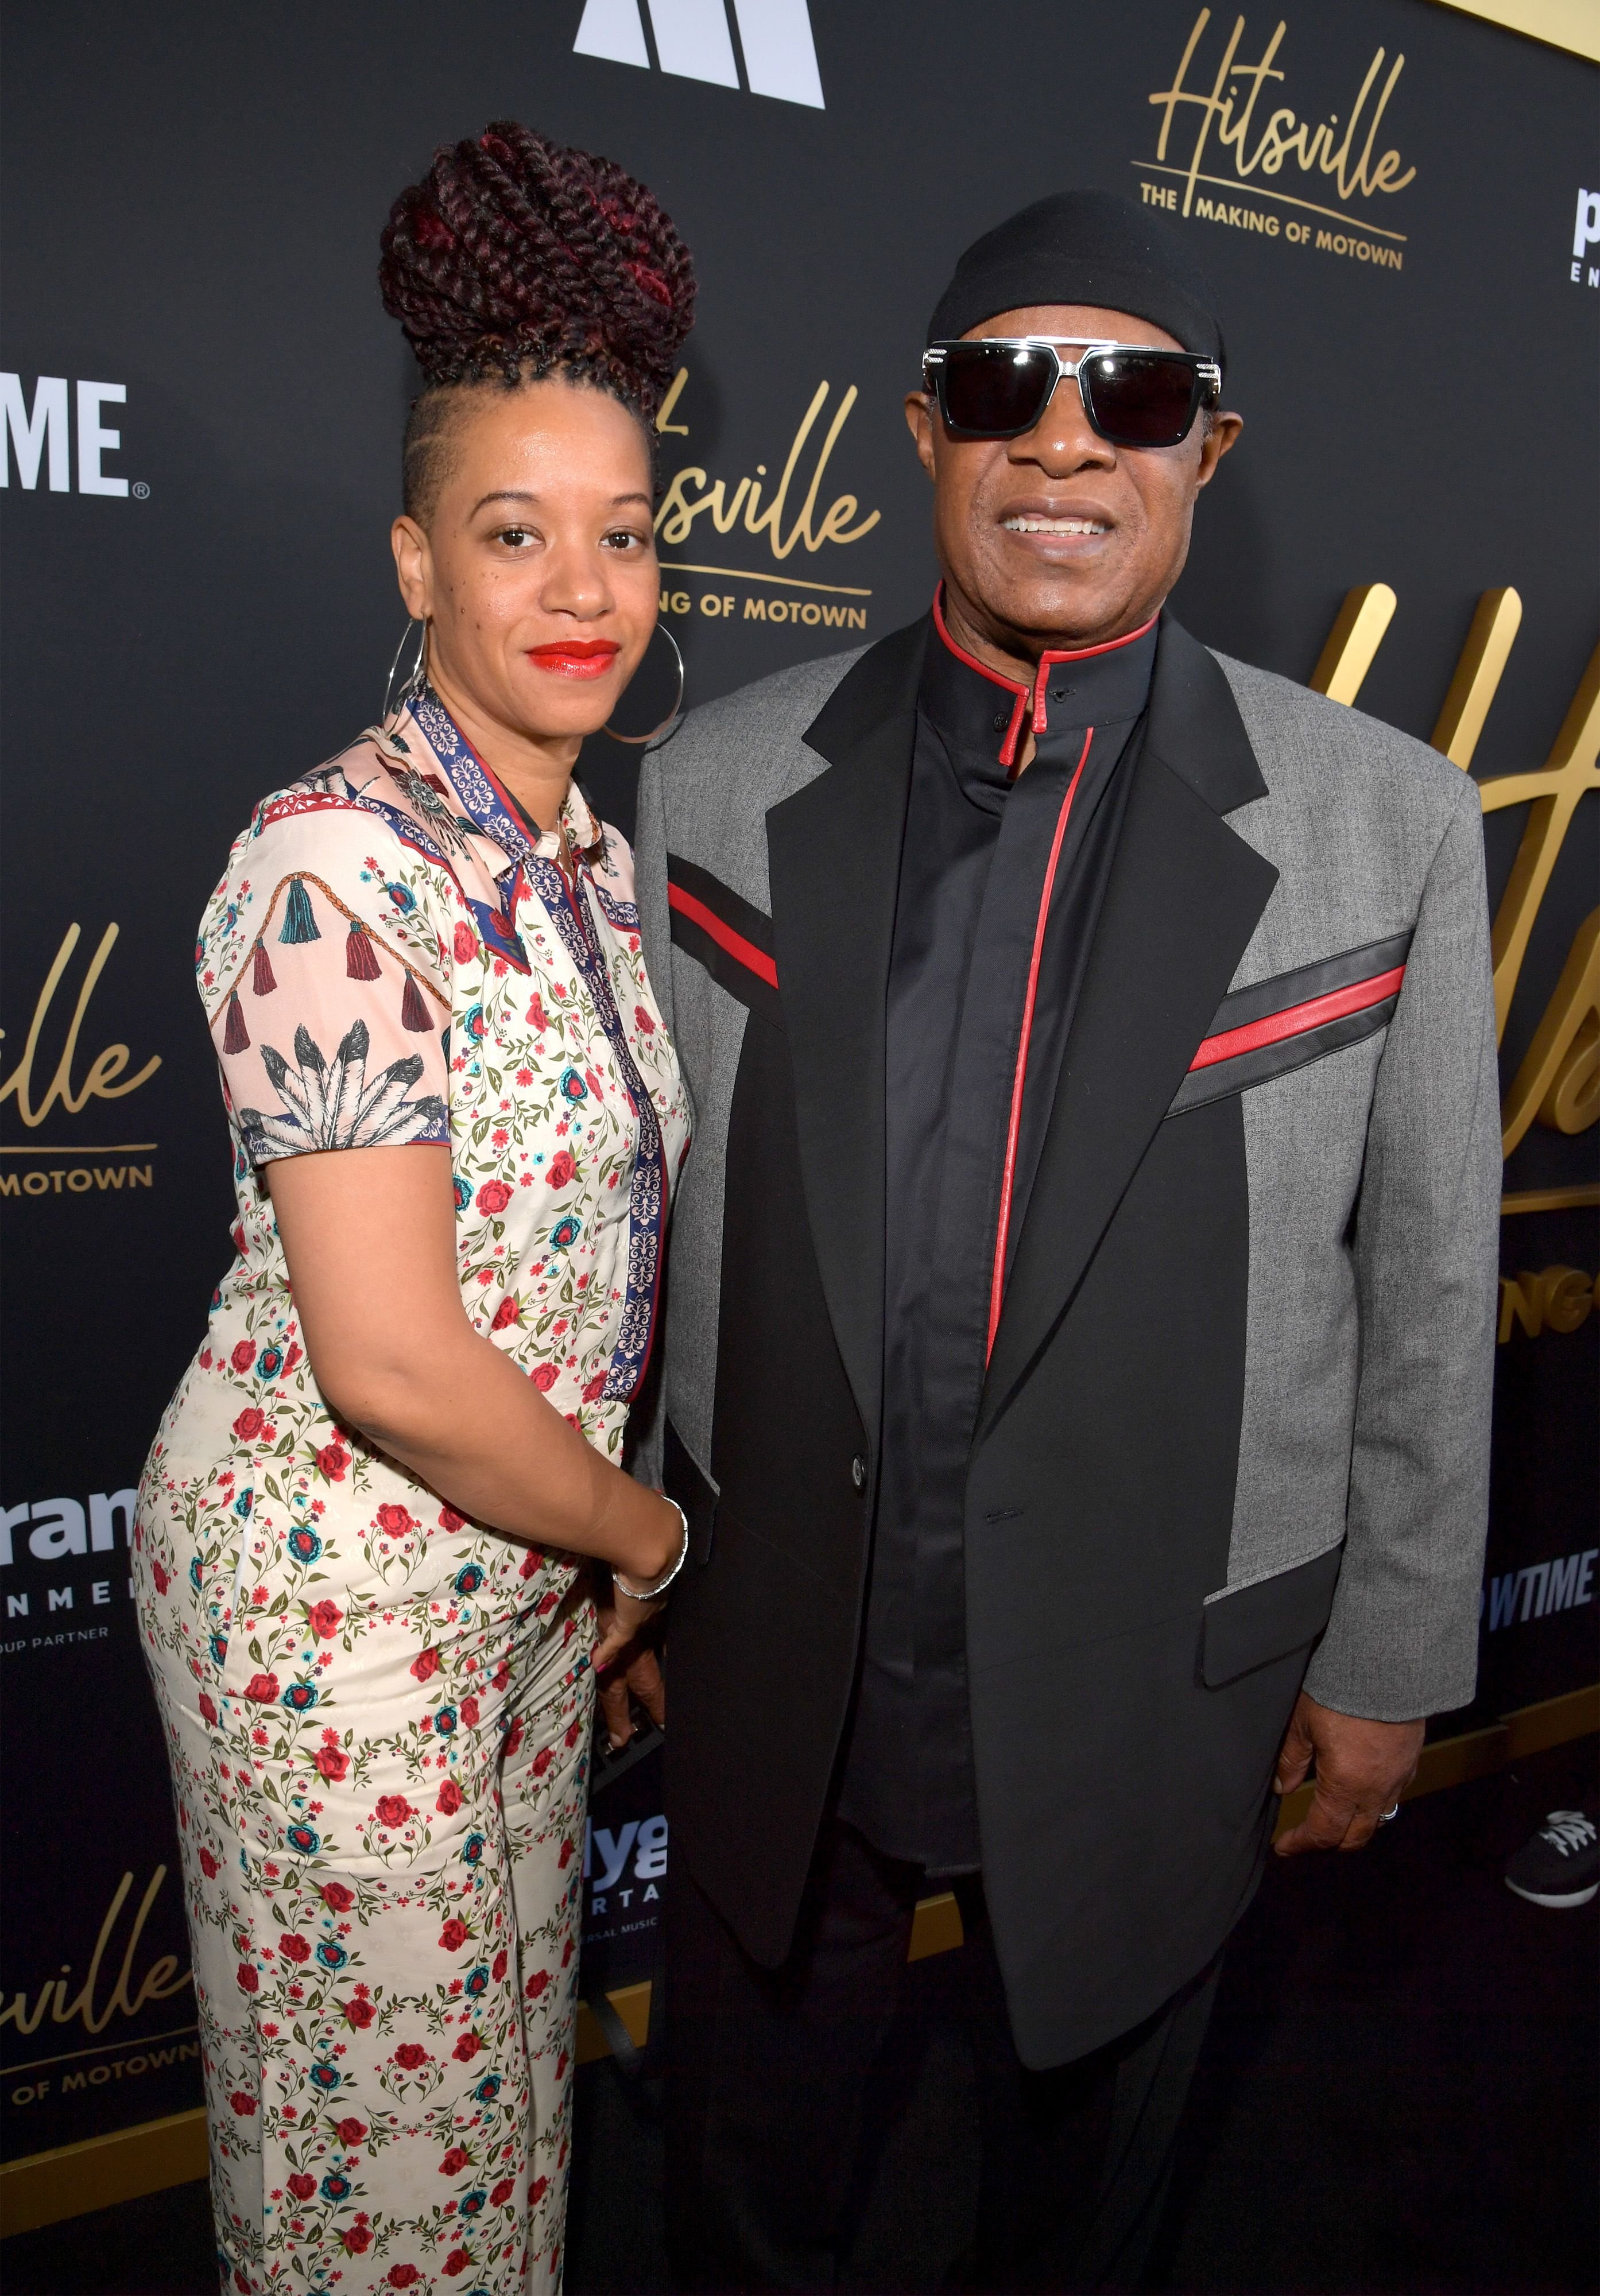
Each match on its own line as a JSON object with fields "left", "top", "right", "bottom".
{"left": 921, "top": 337, "right": 1222, "bottom": 450}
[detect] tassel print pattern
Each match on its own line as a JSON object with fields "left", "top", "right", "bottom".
{"left": 401, "top": 972, "right": 432, "bottom": 1033}
{"left": 223, "top": 991, "right": 250, "bottom": 1054}
{"left": 345, "top": 920, "right": 382, "bottom": 981}
{"left": 251, "top": 941, "right": 277, "bottom": 996}
{"left": 280, "top": 877, "right": 320, "bottom": 944}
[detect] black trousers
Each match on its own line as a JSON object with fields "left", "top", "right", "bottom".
{"left": 665, "top": 1819, "right": 1219, "bottom": 2292}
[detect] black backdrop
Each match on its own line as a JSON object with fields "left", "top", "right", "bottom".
{"left": 2, "top": 0, "right": 1595, "bottom": 2166}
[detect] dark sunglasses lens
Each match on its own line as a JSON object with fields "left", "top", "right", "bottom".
{"left": 940, "top": 344, "right": 1056, "bottom": 435}
{"left": 1083, "top": 353, "right": 1198, "bottom": 447}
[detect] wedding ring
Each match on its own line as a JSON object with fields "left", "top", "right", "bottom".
{"left": 1378, "top": 1803, "right": 1401, "bottom": 1824}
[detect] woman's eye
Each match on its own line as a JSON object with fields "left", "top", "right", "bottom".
{"left": 495, "top": 526, "right": 535, "bottom": 549}
{"left": 601, "top": 528, "right": 648, "bottom": 553}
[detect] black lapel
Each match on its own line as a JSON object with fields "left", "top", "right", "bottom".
{"left": 978, "top": 618, "right": 1278, "bottom": 1439}
{"left": 765, "top": 615, "right": 928, "bottom": 1441}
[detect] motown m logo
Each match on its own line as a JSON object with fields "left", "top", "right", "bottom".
{"left": 2, "top": 375, "right": 131, "bottom": 497}
{"left": 574, "top": 0, "right": 824, "bottom": 107}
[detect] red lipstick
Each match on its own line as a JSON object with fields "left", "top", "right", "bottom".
{"left": 526, "top": 639, "right": 621, "bottom": 681}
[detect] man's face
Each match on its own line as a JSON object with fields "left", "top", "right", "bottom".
{"left": 905, "top": 302, "right": 1241, "bottom": 662}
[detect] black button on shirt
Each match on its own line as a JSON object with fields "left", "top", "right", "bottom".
{"left": 836, "top": 612, "right": 1159, "bottom": 1873}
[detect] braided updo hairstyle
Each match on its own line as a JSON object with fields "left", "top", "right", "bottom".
{"left": 379, "top": 122, "right": 697, "bottom": 522}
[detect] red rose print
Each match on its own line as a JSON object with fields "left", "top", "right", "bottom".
{"left": 374, "top": 1794, "right": 414, "bottom": 1829}
{"left": 557, "top": 1839, "right": 574, "bottom": 1870}
{"left": 342, "top": 2225, "right": 373, "bottom": 2255}
{"left": 243, "top": 1673, "right": 279, "bottom": 1704}
{"left": 337, "top": 2117, "right": 366, "bottom": 2144}
{"left": 491, "top": 1949, "right": 508, "bottom": 1983}
{"left": 491, "top": 2176, "right": 516, "bottom": 2207}
{"left": 375, "top": 1502, "right": 417, "bottom": 1538}
{"left": 236, "top": 1964, "right": 259, "bottom": 1994}
{"left": 409, "top": 1647, "right": 440, "bottom": 1683}
{"left": 393, "top": 2042, "right": 428, "bottom": 2070}
{"left": 284, "top": 1342, "right": 303, "bottom": 1374}
{"left": 532, "top": 1363, "right": 559, "bottom": 1393}
{"left": 491, "top": 1296, "right": 520, "bottom": 1331}
{"left": 279, "top": 1934, "right": 311, "bottom": 1964}
{"left": 436, "top": 1779, "right": 464, "bottom": 1815}
{"left": 439, "top": 1504, "right": 468, "bottom": 1533}
{"left": 231, "top": 1340, "right": 257, "bottom": 1374}
{"left": 232, "top": 1407, "right": 266, "bottom": 1440}
{"left": 459, "top": 1697, "right": 479, "bottom": 1728}
{"left": 443, "top": 2252, "right": 471, "bottom": 2279}
{"left": 152, "top": 1560, "right": 171, "bottom": 1595}
{"left": 199, "top": 1848, "right": 220, "bottom": 1879}
{"left": 475, "top": 1180, "right": 513, "bottom": 1215}
{"left": 197, "top": 1692, "right": 218, "bottom": 1726}
{"left": 345, "top": 1997, "right": 377, "bottom": 2030}
{"left": 582, "top": 1371, "right": 607, "bottom": 1403}
{"left": 634, "top": 1003, "right": 656, "bottom": 1034}
{"left": 307, "top": 1599, "right": 343, "bottom": 1640}
{"left": 453, "top": 921, "right": 478, "bottom": 965}
{"left": 529, "top": 2175, "right": 549, "bottom": 2205}
{"left": 502, "top": 1717, "right": 525, "bottom": 1761}
{"left": 228, "top": 2091, "right": 257, "bottom": 2117}
{"left": 439, "top": 1918, "right": 469, "bottom": 1952}
{"left": 532, "top": 1748, "right": 553, "bottom": 1778}
{"left": 525, "top": 1970, "right": 549, "bottom": 2000}
{"left": 316, "top": 1443, "right": 349, "bottom": 1480}
{"left": 388, "top": 2267, "right": 422, "bottom": 2290}
{"left": 528, "top": 992, "right": 549, "bottom": 1031}
{"left": 321, "top": 1882, "right": 355, "bottom": 1911}
{"left": 452, "top": 2031, "right": 485, "bottom": 2062}
{"left": 315, "top": 1744, "right": 349, "bottom": 1782}
{"left": 546, "top": 1149, "right": 576, "bottom": 1189}
{"left": 287, "top": 2173, "right": 316, "bottom": 2201}
{"left": 440, "top": 2146, "right": 470, "bottom": 2176}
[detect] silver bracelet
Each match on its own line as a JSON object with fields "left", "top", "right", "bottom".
{"left": 613, "top": 1498, "right": 689, "bottom": 1603}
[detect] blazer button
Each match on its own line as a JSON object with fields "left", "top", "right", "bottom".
{"left": 851, "top": 1455, "right": 868, "bottom": 1492}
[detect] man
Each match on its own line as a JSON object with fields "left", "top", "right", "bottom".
{"left": 632, "top": 191, "right": 1499, "bottom": 2287}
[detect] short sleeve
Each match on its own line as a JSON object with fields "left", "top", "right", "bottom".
{"left": 201, "top": 800, "right": 451, "bottom": 1166}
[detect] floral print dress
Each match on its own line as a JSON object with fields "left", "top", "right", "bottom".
{"left": 134, "top": 685, "right": 689, "bottom": 2296}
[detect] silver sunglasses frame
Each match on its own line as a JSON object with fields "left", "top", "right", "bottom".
{"left": 921, "top": 336, "right": 1222, "bottom": 446}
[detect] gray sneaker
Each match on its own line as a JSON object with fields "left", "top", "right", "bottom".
{"left": 1504, "top": 1809, "right": 1599, "bottom": 1909}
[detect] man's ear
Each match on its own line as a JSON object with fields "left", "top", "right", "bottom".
{"left": 1194, "top": 410, "right": 1243, "bottom": 492}
{"left": 390, "top": 515, "right": 433, "bottom": 618}
{"left": 904, "top": 391, "right": 937, "bottom": 479}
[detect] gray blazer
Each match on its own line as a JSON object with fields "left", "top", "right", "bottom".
{"left": 633, "top": 613, "right": 1499, "bottom": 2060}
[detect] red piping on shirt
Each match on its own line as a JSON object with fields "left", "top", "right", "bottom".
{"left": 985, "top": 727, "right": 1095, "bottom": 1364}
{"left": 667, "top": 881, "right": 780, "bottom": 990}
{"left": 930, "top": 585, "right": 1157, "bottom": 763}
{"left": 1188, "top": 965, "right": 1407, "bottom": 1072}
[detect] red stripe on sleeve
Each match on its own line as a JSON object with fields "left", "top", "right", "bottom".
{"left": 1188, "top": 965, "right": 1407, "bottom": 1072}
{"left": 668, "top": 881, "right": 780, "bottom": 990}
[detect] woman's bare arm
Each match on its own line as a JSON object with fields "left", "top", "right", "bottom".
{"left": 267, "top": 1142, "right": 680, "bottom": 1583}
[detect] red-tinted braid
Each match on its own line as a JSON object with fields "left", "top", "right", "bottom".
{"left": 379, "top": 121, "right": 695, "bottom": 417}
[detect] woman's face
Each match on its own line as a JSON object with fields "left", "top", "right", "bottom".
{"left": 392, "top": 378, "right": 658, "bottom": 749}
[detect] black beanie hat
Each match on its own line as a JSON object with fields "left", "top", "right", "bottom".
{"left": 928, "top": 190, "right": 1225, "bottom": 370}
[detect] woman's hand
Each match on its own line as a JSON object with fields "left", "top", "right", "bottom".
{"left": 266, "top": 1142, "right": 680, "bottom": 1577}
{"left": 593, "top": 1583, "right": 667, "bottom": 1750}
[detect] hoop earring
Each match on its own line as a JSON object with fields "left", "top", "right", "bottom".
{"left": 383, "top": 618, "right": 429, "bottom": 726}
{"left": 602, "top": 623, "right": 685, "bottom": 746}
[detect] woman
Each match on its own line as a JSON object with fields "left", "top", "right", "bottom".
{"left": 134, "top": 123, "right": 695, "bottom": 2295}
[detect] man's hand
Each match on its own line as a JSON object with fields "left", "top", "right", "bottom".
{"left": 1273, "top": 1691, "right": 1423, "bottom": 1856}
{"left": 592, "top": 1584, "right": 667, "bottom": 1752}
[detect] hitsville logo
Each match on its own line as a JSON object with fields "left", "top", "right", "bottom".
{"left": 574, "top": 0, "right": 824, "bottom": 107}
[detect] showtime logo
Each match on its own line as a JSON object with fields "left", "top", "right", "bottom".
{"left": 2, "top": 374, "right": 133, "bottom": 496}
{"left": 574, "top": 0, "right": 824, "bottom": 107}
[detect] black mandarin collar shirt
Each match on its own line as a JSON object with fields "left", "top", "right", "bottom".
{"left": 836, "top": 602, "right": 1160, "bottom": 1874}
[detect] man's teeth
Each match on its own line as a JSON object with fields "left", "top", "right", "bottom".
{"left": 1003, "top": 515, "right": 1108, "bottom": 534}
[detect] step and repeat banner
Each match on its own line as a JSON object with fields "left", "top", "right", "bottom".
{"left": 2, "top": 0, "right": 1595, "bottom": 2166}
